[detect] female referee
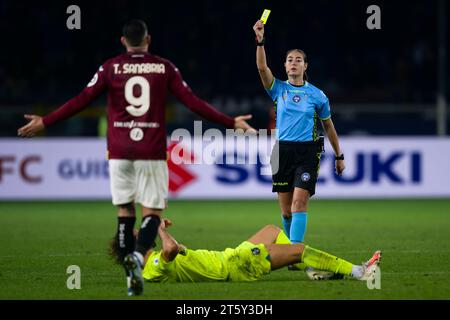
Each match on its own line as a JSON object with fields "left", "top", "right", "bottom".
{"left": 253, "top": 19, "right": 345, "bottom": 246}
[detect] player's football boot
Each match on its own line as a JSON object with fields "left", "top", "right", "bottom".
{"left": 123, "top": 253, "right": 144, "bottom": 296}
{"left": 358, "top": 250, "right": 382, "bottom": 281}
{"left": 305, "top": 267, "right": 345, "bottom": 280}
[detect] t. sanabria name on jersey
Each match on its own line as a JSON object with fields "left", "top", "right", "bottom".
{"left": 41, "top": 52, "right": 234, "bottom": 161}
{"left": 113, "top": 63, "right": 165, "bottom": 74}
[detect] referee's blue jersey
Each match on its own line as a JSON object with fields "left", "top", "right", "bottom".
{"left": 265, "top": 79, "right": 331, "bottom": 142}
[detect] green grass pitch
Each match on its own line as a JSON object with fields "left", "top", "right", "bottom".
{"left": 0, "top": 199, "right": 449, "bottom": 300}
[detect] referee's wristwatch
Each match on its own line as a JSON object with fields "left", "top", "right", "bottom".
{"left": 335, "top": 153, "right": 344, "bottom": 161}
{"left": 256, "top": 37, "right": 265, "bottom": 46}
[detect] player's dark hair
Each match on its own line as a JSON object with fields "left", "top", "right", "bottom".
{"left": 108, "top": 235, "right": 123, "bottom": 265}
{"left": 286, "top": 49, "right": 309, "bottom": 82}
{"left": 108, "top": 231, "right": 156, "bottom": 265}
{"left": 122, "top": 19, "right": 148, "bottom": 47}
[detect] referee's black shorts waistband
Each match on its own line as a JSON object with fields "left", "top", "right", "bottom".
{"left": 277, "top": 140, "right": 317, "bottom": 146}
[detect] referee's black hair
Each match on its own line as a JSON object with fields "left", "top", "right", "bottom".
{"left": 286, "top": 49, "right": 309, "bottom": 82}
{"left": 122, "top": 19, "right": 148, "bottom": 47}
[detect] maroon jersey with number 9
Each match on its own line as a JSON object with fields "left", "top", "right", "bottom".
{"left": 43, "top": 52, "right": 234, "bottom": 160}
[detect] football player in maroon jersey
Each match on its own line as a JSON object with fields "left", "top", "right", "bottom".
{"left": 18, "top": 19, "right": 255, "bottom": 296}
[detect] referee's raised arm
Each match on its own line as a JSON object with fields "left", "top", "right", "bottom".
{"left": 253, "top": 20, "right": 274, "bottom": 89}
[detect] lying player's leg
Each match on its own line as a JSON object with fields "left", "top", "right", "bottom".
{"left": 265, "top": 243, "right": 381, "bottom": 281}
{"left": 247, "top": 224, "right": 303, "bottom": 247}
{"left": 247, "top": 225, "right": 279, "bottom": 245}
{"left": 247, "top": 224, "right": 285, "bottom": 246}
{"left": 265, "top": 243, "right": 306, "bottom": 270}
{"left": 251, "top": 224, "right": 342, "bottom": 277}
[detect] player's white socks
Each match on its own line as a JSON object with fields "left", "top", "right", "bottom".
{"left": 133, "top": 251, "right": 144, "bottom": 267}
{"left": 350, "top": 265, "right": 364, "bottom": 279}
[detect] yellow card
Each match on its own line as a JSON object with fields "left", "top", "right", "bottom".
{"left": 260, "top": 9, "right": 271, "bottom": 24}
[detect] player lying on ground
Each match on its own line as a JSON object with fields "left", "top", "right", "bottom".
{"left": 110, "top": 219, "right": 381, "bottom": 284}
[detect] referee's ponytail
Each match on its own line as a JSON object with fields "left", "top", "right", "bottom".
{"left": 286, "top": 49, "right": 308, "bottom": 82}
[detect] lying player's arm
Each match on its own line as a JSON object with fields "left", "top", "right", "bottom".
{"left": 18, "top": 66, "right": 107, "bottom": 137}
{"left": 158, "top": 219, "right": 181, "bottom": 262}
{"left": 253, "top": 20, "right": 274, "bottom": 89}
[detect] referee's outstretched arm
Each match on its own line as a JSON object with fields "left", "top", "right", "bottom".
{"left": 253, "top": 20, "right": 274, "bottom": 89}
